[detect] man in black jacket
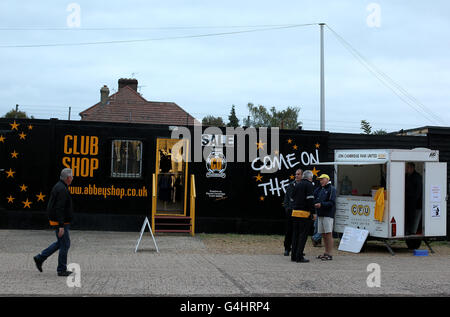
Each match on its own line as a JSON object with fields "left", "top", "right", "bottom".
{"left": 314, "top": 174, "right": 336, "bottom": 261}
{"left": 282, "top": 169, "right": 302, "bottom": 256}
{"left": 290, "top": 170, "right": 316, "bottom": 263}
{"left": 34, "top": 168, "right": 74, "bottom": 276}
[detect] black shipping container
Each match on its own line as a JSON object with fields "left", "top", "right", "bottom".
{"left": 0, "top": 118, "right": 448, "bottom": 239}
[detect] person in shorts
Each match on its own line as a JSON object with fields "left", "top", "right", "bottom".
{"left": 313, "top": 174, "right": 336, "bottom": 261}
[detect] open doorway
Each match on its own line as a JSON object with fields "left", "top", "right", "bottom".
{"left": 155, "top": 138, "right": 189, "bottom": 215}
{"left": 405, "top": 161, "right": 424, "bottom": 236}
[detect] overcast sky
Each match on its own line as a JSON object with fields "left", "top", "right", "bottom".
{"left": 0, "top": 1, "right": 449, "bottom": 133}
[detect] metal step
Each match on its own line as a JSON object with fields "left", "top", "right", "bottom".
{"left": 153, "top": 215, "right": 193, "bottom": 235}
{"left": 156, "top": 223, "right": 192, "bottom": 226}
{"left": 155, "top": 216, "right": 191, "bottom": 220}
{"left": 155, "top": 229, "right": 191, "bottom": 233}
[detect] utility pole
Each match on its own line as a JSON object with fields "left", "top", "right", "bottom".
{"left": 319, "top": 23, "right": 325, "bottom": 131}
{"left": 68, "top": 107, "right": 71, "bottom": 120}
{"left": 15, "top": 104, "right": 19, "bottom": 118}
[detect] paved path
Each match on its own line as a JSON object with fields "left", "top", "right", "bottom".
{"left": 0, "top": 230, "right": 449, "bottom": 296}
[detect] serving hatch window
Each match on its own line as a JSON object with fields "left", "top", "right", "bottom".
{"left": 337, "top": 164, "right": 386, "bottom": 197}
{"left": 111, "top": 140, "right": 142, "bottom": 178}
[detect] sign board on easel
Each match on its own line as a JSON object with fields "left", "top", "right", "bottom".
{"left": 338, "top": 226, "right": 369, "bottom": 253}
{"left": 135, "top": 217, "right": 159, "bottom": 253}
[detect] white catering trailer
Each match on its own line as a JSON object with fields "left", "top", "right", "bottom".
{"left": 319, "top": 148, "right": 447, "bottom": 254}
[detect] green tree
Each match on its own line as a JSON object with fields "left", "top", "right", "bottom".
{"left": 244, "top": 103, "right": 301, "bottom": 129}
{"left": 361, "top": 120, "right": 387, "bottom": 135}
{"left": 202, "top": 115, "right": 225, "bottom": 127}
{"left": 360, "top": 120, "right": 372, "bottom": 134}
{"left": 373, "top": 129, "right": 388, "bottom": 135}
{"left": 3, "top": 108, "right": 34, "bottom": 119}
{"left": 227, "top": 105, "right": 240, "bottom": 127}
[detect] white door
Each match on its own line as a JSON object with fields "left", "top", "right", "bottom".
{"left": 424, "top": 162, "right": 447, "bottom": 237}
{"left": 388, "top": 162, "right": 405, "bottom": 237}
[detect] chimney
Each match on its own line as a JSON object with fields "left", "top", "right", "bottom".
{"left": 118, "top": 78, "right": 138, "bottom": 91}
{"left": 100, "top": 85, "right": 109, "bottom": 105}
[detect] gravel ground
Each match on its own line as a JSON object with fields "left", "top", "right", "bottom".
{"left": 0, "top": 229, "right": 449, "bottom": 296}
{"left": 198, "top": 233, "right": 450, "bottom": 257}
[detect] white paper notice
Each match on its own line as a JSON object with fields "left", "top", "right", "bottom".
{"left": 338, "top": 226, "right": 369, "bottom": 253}
{"left": 431, "top": 203, "right": 441, "bottom": 218}
{"left": 431, "top": 186, "right": 441, "bottom": 202}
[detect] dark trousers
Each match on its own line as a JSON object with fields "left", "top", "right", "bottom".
{"left": 36, "top": 225, "right": 71, "bottom": 273}
{"left": 405, "top": 207, "right": 422, "bottom": 235}
{"left": 291, "top": 217, "right": 311, "bottom": 261}
{"left": 284, "top": 209, "right": 293, "bottom": 252}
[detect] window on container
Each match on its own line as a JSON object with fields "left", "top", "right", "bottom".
{"left": 111, "top": 140, "right": 142, "bottom": 178}
{"left": 337, "top": 164, "right": 386, "bottom": 197}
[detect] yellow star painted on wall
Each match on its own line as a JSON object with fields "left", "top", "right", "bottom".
{"left": 0, "top": 135, "right": 5, "bottom": 143}
{"left": 10, "top": 120, "right": 19, "bottom": 130}
{"left": 256, "top": 140, "right": 266, "bottom": 150}
{"left": 274, "top": 150, "right": 279, "bottom": 155}
{"left": 11, "top": 150, "right": 19, "bottom": 159}
{"left": 287, "top": 139, "right": 292, "bottom": 144}
{"left": 28, "top": 125, "right": 33, "bottom": 130}
{"left": 259, "top": 196, "right": 265, "bottom": 201}
{"left": 315, "top": 143, "right": 321, "bottom": 149}
{"left": 289, "top": 174, "right": 295, "bottom": 180}
{"left": 292, "top": 145, "right": 298, "bottom": 150}
{"left": 255, "top": 174, "right": 263, "bottom": 182}
{"left": 6, "top": 168, "right": 15, "bottom": 178}
{"left": 22, "top": 198, "right": 32, "bottom": 209}
{"left": 7, "top": 196, "right": 15, "bottom": 203}
{"left": 312, "top": 167, "right": 320, "bottom": 177}
{"left": 20, "top": 184, "right": 28, "bottom": 192}
{"left": 36, "top": 192, "right": 46, "bottom": 202}
{"left": 19, "top": 132, "right": 27, "bottom": 140}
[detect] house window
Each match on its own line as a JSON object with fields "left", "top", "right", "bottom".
{"left": 111, "top": 140, "right": 142, "bottom": 178}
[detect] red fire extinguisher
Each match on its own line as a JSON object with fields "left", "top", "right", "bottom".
{"left": 391, "top": 217, "right": 396, "bottom": 237}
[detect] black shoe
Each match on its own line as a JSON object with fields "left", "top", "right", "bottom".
{"left": 57, "top": 271, "right": 73, "bottom": 277}
{"left": 297, "top": 258, "right": 310, "bottom": 263}
{"left": 291, "top": 253, "right": 305, "bottom": 261}
{"left": 33, "top": 256, "right": 43, "bottom": 272}
{"left": 284, "top": 250, "right": 290, "bottom": 256}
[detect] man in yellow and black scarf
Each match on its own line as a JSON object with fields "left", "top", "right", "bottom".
{"left": 33, "top": 168, "right": 74, "bottom": 277}
{"left": 290, "top": 170, "right": 316, "bottom": 263}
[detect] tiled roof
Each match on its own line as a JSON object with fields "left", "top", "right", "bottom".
{"left": 79, "top": 85, "right": 198, "bottom": 126}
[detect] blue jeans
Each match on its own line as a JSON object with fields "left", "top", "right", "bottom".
{"left": 37, "top": 225, "right": 71, "bottom": 273}
{"left": 312, "top": 217, "right": 322, "bottom": 242}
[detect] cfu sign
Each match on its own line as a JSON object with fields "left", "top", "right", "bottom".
{"left": 352, "top": 204, "right": 371, "bottom": 217}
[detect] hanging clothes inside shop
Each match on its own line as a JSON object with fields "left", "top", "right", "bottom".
{"left": 159, "top": 174, "right": 173, "bottom": 202}
{"left": 159, "top": 149, "right": 172, "bottom": 173}
{"left": 173, "top": 175, "right": 183, "bottom": 203}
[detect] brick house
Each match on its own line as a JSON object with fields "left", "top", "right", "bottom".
{"left": 79, "top": 78, "right": 198, "bottom": 125}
